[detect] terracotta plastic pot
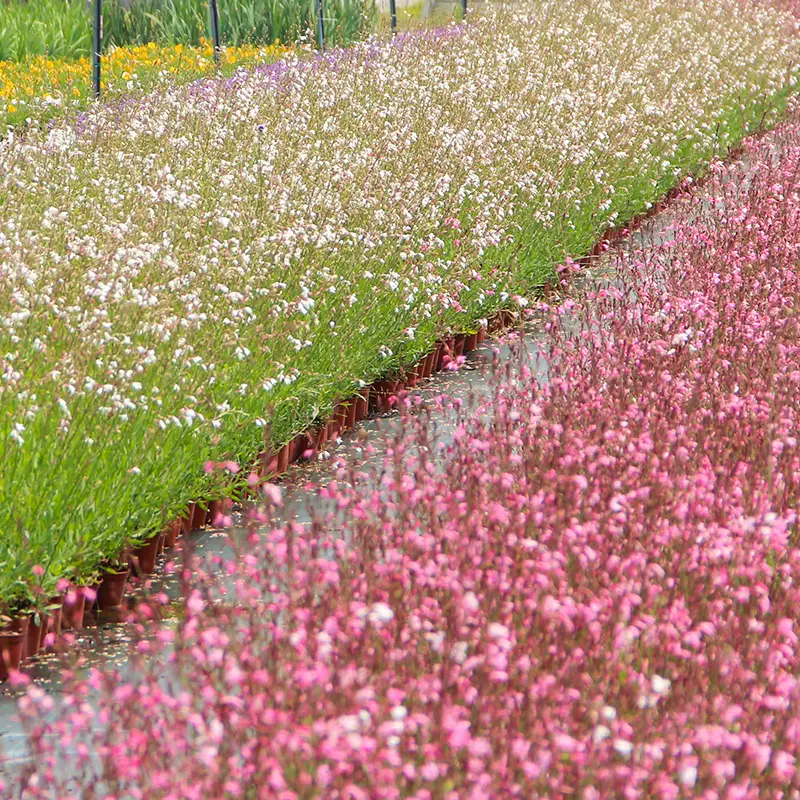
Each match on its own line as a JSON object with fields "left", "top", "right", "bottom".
{"left": 437, "top": 339, "right": 454, "bottom": 371}
{"left": 419, "top": 352, "right": 433, "bottom": 379}
{"left": 0, "top": 631, "right": 26, "bottom": 680}
{"left": 62, "top": 591, "right": 86, "bottom": 631}
{"left": 1, "top": 616, "right": 29, "bottom": 662}
{"left": 262, "top": 449, "right": 279, "bottom": 477}
{"left": 454, "top": 334, "right": 466, "bottom": 357}
{"left": 1, "top": 615, "right": 28, "bottom": 635}
{"left": 292, "top": 432, "right": 310, "bottom": 462}
{"left": 333, "top": 403, "right": 349, "bottom": 436}
{"left": 405, "top": 365, "right": 420, "bottom": 388}
{"left": 25, "top": 613, "right": 45, "bottom": 659}
{"left": 342, "top": 401, "right": 355, "bottom": 429}
{"left": 44, "top": 597, "right": 63, "bottom": 647}
{"left": 499, "top": 309, "right": 515, "bottom": 328}
{"left": 180, "top": 507, "right": 194, "bottom": 536}
{"left": 373, "top": 379, "right": 401, "bottom": 413}
{"left": 314, "top": 424, "right": 328, "bottom": 450}
{"left": 97, "top": 568, "right": 129, "bottom": 610}
{"left": 464, "top": 333, "right": 478, "bottom": 353}
{"left": 355, "top": 388, "right": 370, "bottom": 421}
{"left": 276, "top": 443, "right": 291, "bottom": 474}
{"left": 191, "top": 503, "right": 208, "bottom": 530}
{"left": 164, "top": 519, "right": 181, "bottom": 549}
{"left": 476, "top": 326, "right": 488, "bottom": 344}
{"left": 133, "top": 533, "right": 162, "bottom": 575}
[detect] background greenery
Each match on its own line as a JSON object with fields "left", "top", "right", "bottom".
{"left": 0, "top": 0, "right": 374, "bottom": 62}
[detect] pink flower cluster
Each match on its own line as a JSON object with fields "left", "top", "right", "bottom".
{"left": 10, "top": 119, "right": 800, "bottom": 798}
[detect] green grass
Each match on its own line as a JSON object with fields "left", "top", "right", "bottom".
{"left": 0, "top": 0, "right": 373, "bottom": 62}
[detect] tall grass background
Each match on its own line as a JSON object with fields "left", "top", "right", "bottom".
{"left": 0, "top": 0, "right": 374, "bottom": 62}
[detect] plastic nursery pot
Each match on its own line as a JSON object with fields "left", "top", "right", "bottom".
{"left": 464, "top": 332, "right": 478, "bottom": 353}
{"left": 354, "top": 388, "right": 370, "bottom": 421}
{"left": 132, "top": 533, "right": 162, "bottom": 575}
{"left": 97, "top": 567, "right": 130, "bottom": 610}
{"left": 499, "top": 309, "right": 516, "bottom": 329}
{"left": 275, "top": 443, "right": 291, "bottom": 475}
{"left": 333, "top": 403, "right": 349, "bottom": 436}
{"left": 191, "top": 502, "right": 208, "bottom": 531}
{"left": 292, "top": 432, "right": 311, "bottom": 463}
{"left": 372, "top": 380, "right": 397, "bottom": 413}
{"left": 404, "top": 365, "right": 420, "bottom": 388}
{"left": 476, "top": 326, "right": 488, "bottom": 345}
{"left": 344, "top": 401, "right": 357, "bottom": 430}
{"left": 437, "top": 339, "right": 454, "bottom": 371}
{"left": 25, "top": 612, "right": 45, "bottom": 659}
{"left": 1, "top": 615, "right": 30, "bottom": 662}
{"left": 43, "top": 597, "right": 63, "bottom": 646}
{"left": 61, "top": 590, "right": 86, "bottom": 631}
{"left": 454, "top": 334, "right": 466, "bottom": 357}
{"left": 180, "top": 507, "right": 194, "bottom": 536}
{"left": 0, "top": 631, "right": 26, "bottom": 681}
{"left": 164, "top": 519, "right": 181, "bottom": 549}
{"left": 313, "top": 424, "right": 328, "bottom": 451}
{"left": 419, "top": 352, "right": 433, "bottom": 380}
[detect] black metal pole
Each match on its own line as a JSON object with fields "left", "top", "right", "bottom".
{"left": 209, "top": 0, "right": 222, "bottom": 65}
{"left": 316, "top": 0, "right": 325, "bottom": 51}
{"left": 389, "top": 0, "right": 397, "bottom": 33}
{"left": 461, "top": 0, "right": 467, "bottom": 19}
{"left": 92, "top": 0, "right": 102, "bottom": 98}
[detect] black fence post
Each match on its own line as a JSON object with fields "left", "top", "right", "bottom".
{"left": 461, "top": 0, "right": 467, "bottom": 19}
{"left": 92, "top": 0, "right": 102, "bottom": 98}
{"left": 389, "top": 0, "right": 397, "bottom": 33}
{"left": 209, "top": 0, "right": 222, "bottom": 65}
{"left": 316, "top": 0, "right": 325, "bottom": 51}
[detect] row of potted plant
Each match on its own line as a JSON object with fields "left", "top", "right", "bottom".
{"left": 0, "top": 318, "right": 509, "bottom": 681}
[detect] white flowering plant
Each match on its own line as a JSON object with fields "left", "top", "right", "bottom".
{"left": 0, "top": 0, "right": 798, "bottom": 602}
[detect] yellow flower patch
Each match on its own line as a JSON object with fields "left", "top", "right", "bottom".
{"left": 0, "top": 39, "right": 290, "bottom": 127}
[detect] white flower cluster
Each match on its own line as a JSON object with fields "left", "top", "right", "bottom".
{"left": 0, "top": 0, "right": 797, "bottom": 588}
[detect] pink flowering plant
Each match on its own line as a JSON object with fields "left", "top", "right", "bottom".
{"left": 9, "top": 114, "right": 800, "bottom": 796}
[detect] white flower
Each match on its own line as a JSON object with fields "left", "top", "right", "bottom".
{"left": 450, "top": 641, "right": 469, "bottom": 664}
{"left": 678, "top": 765, "right": 697, "bottom": 787}
{"left": 368, "top": 603, "right": 394, "bottom": 625}
{"left": 613, "top": 739, "right": 633, "bottom": 758}
{"left": 592, "top": 725, "right": 611, "bottom": 744}
{"left": 601, "top": 705, "right": 617, "bottom": 721}
{"left": 651, "top": 674, "right": 671, "bottom": 695}
{"left": 390, "top": 705, "right": 408, "bottom": 721}
{"left": 488, "top": 622, "right": 510, "bottom": 640}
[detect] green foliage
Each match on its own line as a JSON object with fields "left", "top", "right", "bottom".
{"left": 0, "top": 0, "right": 373, "bottom": 62}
